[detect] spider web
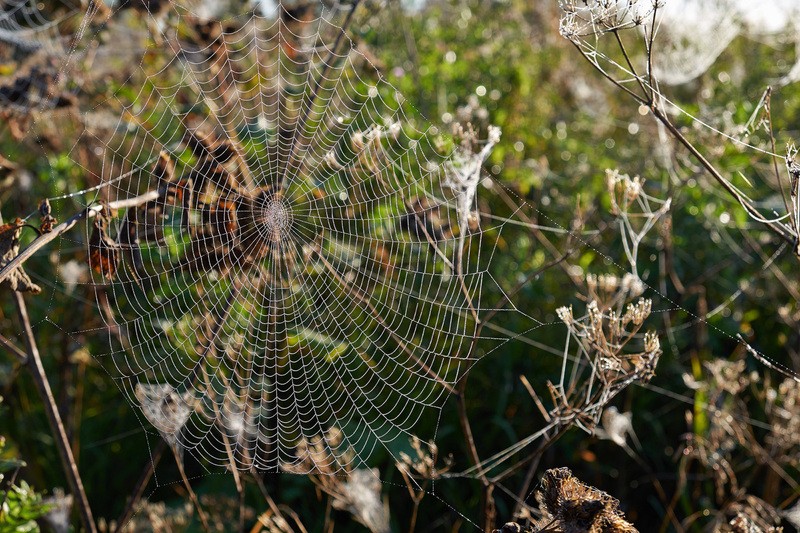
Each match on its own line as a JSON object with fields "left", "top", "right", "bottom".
{"left": 652, "top": 0, "right": 800, "bottom": 86}
{"left": 5, "top": 2, "right": 799, "bottom": 530}
{"left": 0, "top": 0, "right": 75, "bottom": 52}
{"left": 41, "top": 0, "right": 516, "bottom": 475}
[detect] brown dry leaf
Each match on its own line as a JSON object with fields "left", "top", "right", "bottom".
{"left": 153, "top": 150, "right": 175, "bottom": 184}
{"left": 88, "top": 212, "right": 120, "bottom": 281}
{"left": 0, "top": 218, "right": 41, "bottom": 294}
{"left": 38, "top": 199, "right": 57, "bottom": 233}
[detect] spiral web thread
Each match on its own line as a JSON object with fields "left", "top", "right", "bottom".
{"left": 0, "top": 0, "right": 70, "bottom": 52}
{"left": 36, "top": 1, "right": 520, "bottom": 475}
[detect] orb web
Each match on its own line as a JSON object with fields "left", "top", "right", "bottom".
{"left": 0, "top": 0, "right": 75, "bottom": 52}
{"left": 652, "top": 0, "right": 800, "bottom": 86}
{"left": 68, "top": 2, "right": 505, "bottom": 474}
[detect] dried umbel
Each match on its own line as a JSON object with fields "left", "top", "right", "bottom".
{"left": 396, "top": 436, "right": 452, "bottom": 481}
{"left": 606, "top": 170, "right": 644, "bottom": 216}
{"left": 585, "top": 273, "right": 644, "bottom": 308}
{"left": 546, "top": 296, "right": 660, "bottom": 437}
{"left": 532, "top": 467, "right": 638, "bottom": 533}
{"left": 680, "top": 355, "right": 800, "bottom": 515}
{"left": 559, "top": 0, "right": 661, "bottom": 41}
{"left": 282, "top": 429, "right": 389, "bottom": 533}
{"left": 557, "top": 297, "right": 660, "bottom": 385}
{"left": 766, "top": 378, "right": 800, "bottom": 456}
{"left": 603, "top": 169, "right": 671, "bottom": 280}
{"left": 712, "top": 495, "right": 783, "bottom": 533}
{"left": 682, "top": 361, "right": 751, "bottom": 501}
{"left": 100, "top": 500, "right": 193, "bottom": 533}
{"left": 704, "top": 359, "right": 756, "bottom": 396}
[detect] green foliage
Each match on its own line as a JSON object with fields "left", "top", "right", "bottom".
{"left": 1, "top": 416, "right": 50, "bottom": 532}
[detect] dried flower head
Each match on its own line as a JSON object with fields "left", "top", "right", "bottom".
{"left": 443, "top": 125, "right": 501, "bottom": 241}
{"left": 134, "top": 383, "right": 195, "bottom": 451}
{"left": 559, "top": 0, "right": 661, "bottom": 41}
{"left": 534, "top": 467, "right": 638, "bottom": 532}
{"left": 333, "top": 468, "right": 390, "bottom": 533}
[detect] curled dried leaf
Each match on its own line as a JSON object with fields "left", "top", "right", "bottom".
{"left": 536, "top": 467, "right": 638, "bottom": 533}
{"left": 88, "top": 211, "right": 120, "bottom": 281}
{"left": 39, "top": 199, "right": 57, "bottom": 233}
{"left": 0, "top": 218, "right": 41, "bottom": 294}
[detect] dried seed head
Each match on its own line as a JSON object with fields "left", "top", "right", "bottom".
{"left": 536, "top": 467, "right": 639, "bottom": 532}
{"left": 557, "top": 305, "right": 574, "bottom": 325}
{"left": 332, "top": 468, "right": 390, "bottom": 533}
{"left": 623, "top": 298, "right": 651, "bottom": 326}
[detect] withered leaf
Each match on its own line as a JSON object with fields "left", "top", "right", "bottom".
{"left": 38, "top": 199, "right": 57, "bottom": 233}
{"left": 153, "top": 150, "right": 175, "bottom": 187}
{"left": 117, "top": 208, "right": 144, "bottom": 282}
{"left": 0, "top": 218, "right": 41, "bottom": 294}
{"left": 88, "top": 213, "right": 120, "bottom": 281}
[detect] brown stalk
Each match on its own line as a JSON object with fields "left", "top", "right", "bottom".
{"left": 172, "top": 445, "right": 212, "bottom": 532}
{"left": 0, "top": 331, "right": 27, "bottom": 363}
{"left": 114, "top": 439, "right": 167, "bottom": 533}
{"left": 12, "top": 292, "right": 97, "bottom": 533}
{"left": 572, "top": 25, "right": 797, "bottom": 248}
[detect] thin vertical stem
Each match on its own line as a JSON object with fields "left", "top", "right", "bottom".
{"left": 13, "top": 292, "right": 97, "bottom": 533}
{"left": 114, "top": 440, "right": 166, "bottom": 533}
{"left": 173, "top": 447, "right": 212, "bottom": 532}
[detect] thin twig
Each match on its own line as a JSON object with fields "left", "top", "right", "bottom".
{"left": 13, "top": 292, "right": 97, "bottom": 533}
{"left": 172, "top": 446, "right": 212, "bottom": 532}
{"left": 0, "top": 331, "right": 28, "bottom": 363}
{"left": 114, "top": 439, "right": 167, "bottom": 533}
{"left": 650, "top": 105, "right": 793, "bottom": 244}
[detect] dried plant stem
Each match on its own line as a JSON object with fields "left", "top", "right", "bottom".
{"left": 0, "top": 190, "right": 159, "bottom": 286}
{"left": 572, "top": 29, "right": 797, "bottom": 248}
{"left": 200, "top": 366, "right": 246, "bottom": 532}
{"left": 650, "top": 105, "right": 794, "bottom": 244}
{"left": 453, "top": 380, "right": 496, "bottom": 531}
{"left": 172, "top": 447, "right": 212, "bottom": 533}
{"left": 0, "top": 331, "right": 28, "bottom": 363}
{"left": 12, "top": 292, "right": 97, "bottom": 533}
{"left": 114, "top": 439, "right": 167, "bottom": 533}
